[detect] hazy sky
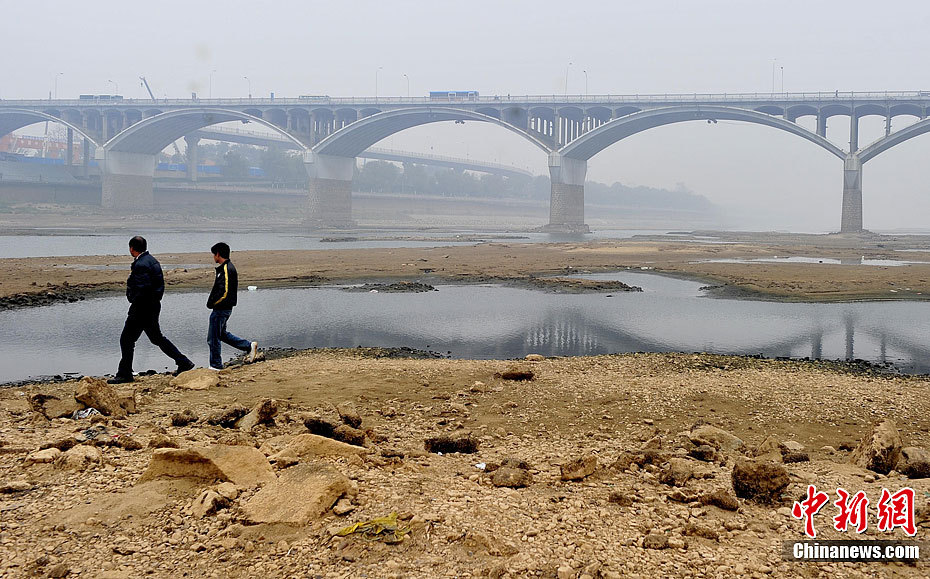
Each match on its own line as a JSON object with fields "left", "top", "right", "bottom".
{"left": 3, "top": 0, "right": 930, "bottom": 231}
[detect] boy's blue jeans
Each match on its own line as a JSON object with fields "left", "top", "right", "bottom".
{"left": 208, "top": 308, "right": 250, "bottom": 368}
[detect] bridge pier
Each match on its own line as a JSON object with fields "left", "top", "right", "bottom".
{"left": 840, "top": 154, "right": 863, "bottom": 233}
{"left": 541, "top": 153, "right": 589, "bottom": 233}
{"left": 304, "top": 152, "right": 356, "bottom": 229}
{"left": 184, "top": 136, "right": 200, "bottom": 182}
{"left": 98, "top": 150, "right": 155, "bottom": 211}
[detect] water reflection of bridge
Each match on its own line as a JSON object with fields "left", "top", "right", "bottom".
{"left": 256, "top": 305, "right": 930, "bottom": 372}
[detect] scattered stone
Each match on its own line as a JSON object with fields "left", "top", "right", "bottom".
{"left": 731, "top": 458, "right": 790, "bottom": 503}
{"left": 28, "top": 393, "right": 83, "bottom": 419}
{"left": 332, "top": 497, "right": 356, "bottom": 516}
{"left": 55, "top": 445, "right": 103, "bottom": 471}
{"left": 425, "top": 432, "right": 479, "bottom": 454}
{"left": 24, "top": 448, "right": 62, "bottom": 466}
{"left": 660, "top": 458, "right": 695, "bottom": 487}
{"left": 850, "top": 419, "right": 903, "bottom": 475}
{"left": 782, "top": 440, "right": 805, "bottom": 452}
{"left": 683, "top": 522, "right": 719, "bottom": 540}
{"left": 607, "top": 491, "right": 633, "bottom": 506}
{"left": 700, "top": 489, "right": 740, "bottom": 511}
{"left": 39, "top": 437, "right": 78, "bottom": 452}
{"left": 336, "top": 402, "right": 362, "bottom": 428}
{"left": 236, "top": 399, "right": 279, "bottom": 430}
{"left": 897, "top": 446, "right": 930, "bottom": 479}
{"left": 782, "top": 451, "right": 810, "bottom": 464}
{"left": 560, "top": 454, "right": 597, "bottom": 481}
{"left": 242, "top": 463, "right": 350, "bottom": 525}
{"left": 332, "top": 424, "right": 368, "bottom": 447}
{"left": 170, "top": 409, "right": 199, "bottom": 427}
{"left": 497, "top": 368, "right": 534, "bottom": 381}
{"left": 215, "top": 482, "right": 239, "bottom": 501}
{"left": 755, "top": 435, "right": 785, "bottom": 462}
{"left": 643, "top": 532, "right": 669, "bottom": 549}
{"left": 169, "top": 368, "right": 220, "bottom": 390}
{"left": 0, "top": 480, "right": 34, "bottom": 493}
{"left": 73, "top": 377, "right": 132, "bottom": 418}
{"left": 491, "top": 466, "right": 533, "bottom": 488}
{"left": 690, "top": 424, "right": 745, "bottom": 453}
{"left": 268, "top": 433, "right": 370, "bottom": 465}
{"left": 524, "top": 354, "right": 545, "bottom": 362}
{"left": 689, "top": 444, "right": 718, "bottom": 462}
{"left": 116, "top": 435, "right": 143, "bottom": 451}
{"left": 138, "top": 445, "right": 276, "bottom": 486}
{"left": 148, "top": 434, "right": 179, "bottom": 449}
{"left": 192, "top": 489, "right": 230, "bottom": 518}
{"left": 207, "top": 405, "right": 249, "bottom": 428}
{"left": 46, "top": 563, "right": 70, "bottom": 578}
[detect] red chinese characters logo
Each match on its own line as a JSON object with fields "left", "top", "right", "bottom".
{"left": 791, "top": 485, "right": 829, "bottom": 538}
{"left": 791, "top": 485, "right": 916, "bottom": 538}
{"left": 876, "top": 487, "right": 916, "bottom": 536}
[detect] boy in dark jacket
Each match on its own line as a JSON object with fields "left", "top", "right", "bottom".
{"left": 110, "top": 236, "right": 194, "bottom": 384}
{"left": 207, "top": 242, "right": 258, "bottom": 369}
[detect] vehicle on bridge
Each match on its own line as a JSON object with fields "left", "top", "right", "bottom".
{"left": 429, "top": 91, "right": 479, "bottom": 101}
{"left": 78, "top": 94, "right": 123, "bottom": 102}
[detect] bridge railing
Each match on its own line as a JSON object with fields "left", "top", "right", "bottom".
{"left": 4, "top": 91, "right": 930, "bottom": 108}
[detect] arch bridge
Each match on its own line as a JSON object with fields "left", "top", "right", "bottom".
{"left": 3, "top": 91, "right": 930, "bottom": 231}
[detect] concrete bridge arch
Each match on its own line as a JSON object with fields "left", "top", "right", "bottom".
{"left": 98, "top": 108, "right": 308, "bottom": 210}
{"left": 542, "top": 106, "right": 847, "bottom": 232}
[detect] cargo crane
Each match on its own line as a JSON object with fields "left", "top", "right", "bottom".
{"left": 139, "top": 76, "right": 183, "bottom": 158}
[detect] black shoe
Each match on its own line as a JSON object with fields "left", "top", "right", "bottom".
{"left": 107, "top": 375, "right": 134, "bottom": 384}
{"left": 173, "top": 360, "right": 195, "bottom": 376}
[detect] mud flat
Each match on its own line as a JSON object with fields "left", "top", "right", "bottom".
{"left": 0, "top": 349, "right": 928, "bottom": 578}
{"left": 4, "top": 232, "right": 930, "bottom": 309}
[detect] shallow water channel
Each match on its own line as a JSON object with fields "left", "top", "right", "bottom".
{"left": 2, "top": 271, "right": 929, "bottom": 383}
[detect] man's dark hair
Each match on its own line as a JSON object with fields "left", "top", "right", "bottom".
{"left": 211, "top": 242, "right": 230, "bottom": 259}
{"left": 129, "top": 236, "right": 147, "bottom": 252}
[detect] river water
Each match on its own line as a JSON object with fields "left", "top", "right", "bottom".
{"left": 2, "top": 271, "right": 928, "bottom": 383}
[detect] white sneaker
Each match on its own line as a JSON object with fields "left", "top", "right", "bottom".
{"left": 246, "top": 341, "right": 258, "bottom": 363}
{"left": 208, "top": 366, "right": 223, "bottom": 371}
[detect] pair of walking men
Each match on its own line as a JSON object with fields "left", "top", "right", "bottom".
{"left": 108, "top": 236, "right": 258, "bottom": 384}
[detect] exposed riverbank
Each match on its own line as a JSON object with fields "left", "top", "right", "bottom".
{"left": 0, "top": 350, "right": 927, "bottom": 577}
{"left": 3, "top": 231, "right": 930, "bottom": 310}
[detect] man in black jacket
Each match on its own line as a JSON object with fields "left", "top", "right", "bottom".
{"left": 109, "top": 236, "right": 194, "bottom": 384}
{"left": 207, "top": 242, "right": 258, "bottom": 370}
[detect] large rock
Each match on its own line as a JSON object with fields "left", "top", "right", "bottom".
{"left": 424, "top": 432, "right": 479, "bottom": 454}
{"left": 560, "top": 454, "right": 597, "bottom": 481}
{"left": 74, "top": 377, "right": 133, "bottom": 418}
{"left": 491, "top": 467, "right": 533, "bottom": 488}
{"left": 169, "top": 368, "right": 220, "bottom": 390}
{"left": 29, "top": 393, "right": 84, "bottom": 419}
{"left": 850, "top": 420, "right": 903, "bottom": 475}
{"left": 731, "top": 458, "right": 789, "bottom": 503}
{"left": 137, "top": 445, "right": 276, "bottom": 487}
{"left": 24, "top": 448, "right": 62, "bottom": 466}
{"left": 336, "top": 402, "right": 362, "bottom": 429}
{"left": 241, "top": 463, "right": 349, "bottom": 525}
{"left": 897, "top": 447, "right": 930, "bottom": 479}
{"left": 268, "top": 434, "right": 370, "bottom": 466}
{"left": 660, "top": 458, "right": 695, "bottom": 487}
{"left": 55, "top": 445, "right": 103, "bottom": 471}
{"left": 237, "top": 399, "right": 278, "bottom": 431}
{"left": 207, "top": 405, "right": 249, "bottom": 428}
{"left": 690, "top": 424, "right": 745, "bottom": 453}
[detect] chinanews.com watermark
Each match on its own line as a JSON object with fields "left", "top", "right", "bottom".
{"left": 784, "top": 540, "right": 924, "bottom": 562}
{"left": 782, "top": 484, "right": 926, "bottom": 563}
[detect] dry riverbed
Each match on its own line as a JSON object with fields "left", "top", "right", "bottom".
{"left": 4, "top": 231, "right": 930, "bottom": 309}
{"left": 1, "top": 350, "right": 928, "bottom": 578}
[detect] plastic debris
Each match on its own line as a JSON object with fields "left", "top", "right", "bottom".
{"left": 72, "top": 408, "right": 102, "bottom": 420}
{"left": 247, "top": 285, "right": 257, "bottom": 291}
{"left": 474, "top": 462, "right": 487, "bottom": 470}
{"left": 336, "top": 512, "right": 410, "bottom": 543}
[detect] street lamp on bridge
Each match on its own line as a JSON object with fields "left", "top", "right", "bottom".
{"left": 209, "top": 69, "right": 217, "bottom": 99}
{"left": 564, "top": 61, "right": 572, "bottom": 95}
{"left": 583, "top": 69, "right": 588, "bottom": 97}
{"left": 107, "top": 79, "right": 118, "bottom": 95}
{"left": 53, "top": 72, "right": 63, "bottom": 99}
{"left": 375, "top": 66, "right": 383, "bottom": 99}
{"left": 243, "top": 76, "right": 251, "bottom": 99}
{"left": 403, "top": 73, "right": 409, "bottom": 99}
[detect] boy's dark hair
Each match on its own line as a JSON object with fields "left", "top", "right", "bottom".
{"left": 129, "top": 236, "right": 147, "bottom": 252}
{"left": 211, "top": 242, "right": 230, "bottom": 259}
